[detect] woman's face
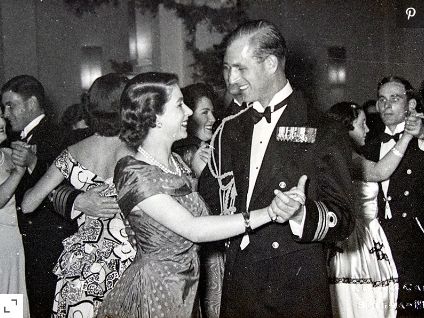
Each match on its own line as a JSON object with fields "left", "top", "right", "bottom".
{"left": 349, "top": 110, "right": 369, "bottom": 147}
{"left": 158, "top": 84, "right": 193, "bottom": 143}
{"left": 0, "top": 109, "right": 7, "bottom": 144}
{"left": 191, "top": 97, "right": 216, "bottom": 141}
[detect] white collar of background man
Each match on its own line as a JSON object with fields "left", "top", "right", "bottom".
{"left": 20, "top": 113, "right": 46, "bottom": 140}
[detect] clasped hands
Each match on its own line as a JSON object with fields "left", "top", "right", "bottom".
{"left": 10, "top": 141, "right": 37, "bottom": 174}
{"left": 404, "top": 109, "right": 424, "bottom": 138}
{"left": 267, "top": 175, "right": 307, "bottom": 224}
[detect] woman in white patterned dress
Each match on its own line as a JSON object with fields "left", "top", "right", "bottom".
{"left": 326, "top": 101, "right": 422, "bottom": 318}
{"left": 0, "top": 110, "right": 30, "bottom": 318}
{"left": 21, "top": 74, "right": 136, "bottom": 318}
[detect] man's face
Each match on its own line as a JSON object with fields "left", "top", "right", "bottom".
{"left": 376, "top": 81, "right": 408, "bottom": 130}
{"left": 223, "top": 36, "right": 270, "bottom": 105}
{"left": 2, "top": 91, "right": 33, "bottom": 132}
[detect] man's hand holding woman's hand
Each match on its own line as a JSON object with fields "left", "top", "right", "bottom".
{"left": 405, "top": 110, "right": 424, "bottom": 137}
{"left": 10, "top": 141, "right": 35, "bottom": 175}
{"left": 267, "top": 175, "right": 307, "bottom": 224}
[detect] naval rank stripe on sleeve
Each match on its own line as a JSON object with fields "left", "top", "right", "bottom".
{"left": 313, "top": 201, "right": 330, "bottom": 241}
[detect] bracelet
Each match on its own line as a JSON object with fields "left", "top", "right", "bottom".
{"left": 241, "top": 211, "right": 253, "bottom": 234}
{"left": 391, "top": 147, "right": 404, "bottom": 158}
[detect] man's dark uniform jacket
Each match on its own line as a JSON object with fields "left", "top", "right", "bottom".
{"left": 15, "top": 116, "right": 77, "bottom": 318}
{"left": 199, "top": 91, "right": 354, "bottom": 318}
{"left": 362, "top": 133, "right": 424, "bottom": 316}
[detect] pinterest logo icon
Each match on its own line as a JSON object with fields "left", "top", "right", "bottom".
{"left": 396, "top": 1, "right": 424, "bottom": 28}
{"left": 405, "top": 7, "right": 416, "bottom": 20}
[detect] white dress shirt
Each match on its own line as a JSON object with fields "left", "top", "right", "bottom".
{"left": 245, "top": 82, "right": 304, "bottom": 237}
{"left": 379, "top": 122, "right": 405, "bottom": 219}
{"left": 246, "top": 83, "right": 292, "bottom": 209}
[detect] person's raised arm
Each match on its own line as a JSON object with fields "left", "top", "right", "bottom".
{"left": 21, "top": 163, "right": 64, "bottom": 213}
{"left": 357, "top": 113, "right": 422, "bottom": 182}
{"left": 0, "top": 150, "right": 26, "bottom": 208}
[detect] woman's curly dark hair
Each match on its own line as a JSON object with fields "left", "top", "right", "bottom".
{"left": 326, "top": 101, "right": 362, "bottom": 131}
{"left": 86, "top": 73, "right": 128, "bottom": 136}
{"left": 120, "top": 72, "right": 178, "bottom": 150}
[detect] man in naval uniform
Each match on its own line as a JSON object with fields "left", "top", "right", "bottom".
{"left": 199, "top": 20, "right": 354, "bottom": 318}
{"left": 362, "top": 76, "right": 424, "bottom": 317}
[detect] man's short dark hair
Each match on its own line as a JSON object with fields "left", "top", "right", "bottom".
{"left": 225, "top": 19, "right": 288, "bottom": 63}
{"left": 377, "top": 76, "right": 414, "bottom": 101}
{"left": 1, "top": 75, "right": 45, "bottom": 108}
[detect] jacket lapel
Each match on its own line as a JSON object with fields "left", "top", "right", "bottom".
{"left": 231, "top": 110, "right": 255, "bottom": 212}
{"left": 24, "top": 117, "right": 48, "bottom": 145}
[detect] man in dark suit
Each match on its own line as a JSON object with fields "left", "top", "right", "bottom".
{"left": 1, "top": 75, "right": 77, "bottom": 318}
{"left": 362, "top": 76, "right": 424, "bottom": 317}
{"left": 199, "top": 20, "right": 354, "bottom": 317}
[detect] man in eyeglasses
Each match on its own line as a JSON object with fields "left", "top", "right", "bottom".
{"left": 362, "top": 76, "right": 424, "bottom": 317}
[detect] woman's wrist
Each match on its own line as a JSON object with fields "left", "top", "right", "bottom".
{"left": 241, "top": 210, "right": 253, "bottom": 233}
{"left": 267, "top": 206, "right": 277, "bottom": 222}
{"left": 400, "top": 132, "right": 413, "bottom": 141}
{"left": 10, "top": 167, "right": 25, "bottom": 177}
{"left": 249, "top": 208, "right": 273, "bottom": 230}
{"left": 391, "top": 147, "right": 404, "bottom": 158}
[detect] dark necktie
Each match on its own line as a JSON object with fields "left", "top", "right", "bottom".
{"left": 250, "top": 101, "right": 287, "bottom": 124}
{"left": 380, "top": 131, "right": 403, "bottom": 143}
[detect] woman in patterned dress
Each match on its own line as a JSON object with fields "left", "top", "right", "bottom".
{"left": 326, "top": 101, "right": 422, "bottom": 317}
{"left": 95, "top": 72, "right": 303, "bottom": 318}
{"left": 21, "top": 73, "right": 136, "bottom": 318}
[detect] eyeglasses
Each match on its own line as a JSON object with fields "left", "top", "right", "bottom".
{"left": 376, "top": 93, "right": 406, "bottom": 107}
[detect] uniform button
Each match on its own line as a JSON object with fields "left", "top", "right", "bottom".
{"left": 402, "top": 212, "right": 407, "bottom": 218}
{"left": 387, "top": 196, "right": 392, "bottom": 201}
{"left": 407, "top": 169, "right": 412, "bottom": 175}
{"left": 28, "top": 221, "right": 33, "bottom": 225}
{"left": 279, "top": 181, "right": 286, "bottom": 189}
{"left": 272, "top": 242, "right": 279, "bottom": 249}
{"left": 58, "top": 226, "right": 63, "bottom": 229}
{"left": 404, "top": 191, "right": 410, "bottom": 196}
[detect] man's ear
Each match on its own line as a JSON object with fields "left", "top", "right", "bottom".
{"left": 27, "top": 96, "right": 39, "bottom": 111}
{"left": 408, "top": 98, "right": 417, "bottom": 111}
{"left": 265, "top": 55, "right": 279, "bottom": 74}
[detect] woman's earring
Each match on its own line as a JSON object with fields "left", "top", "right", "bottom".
{"left": 156, "top": 121, "right": 162, "bottom": 128}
